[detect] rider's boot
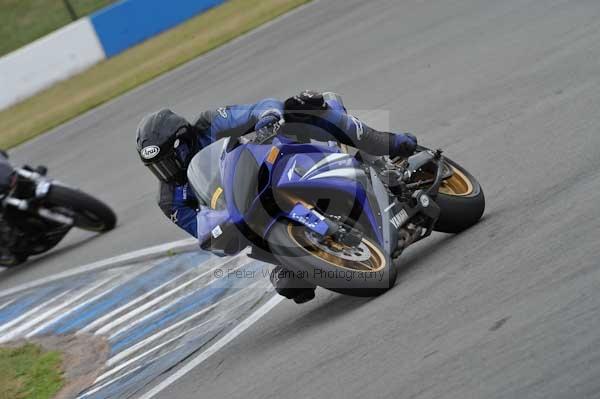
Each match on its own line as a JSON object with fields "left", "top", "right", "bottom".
{"left": 269, "top": 265, "right": 316, "bottom": 304}
{"left": 291, "top": 288, "right": 316, "bottom": 304}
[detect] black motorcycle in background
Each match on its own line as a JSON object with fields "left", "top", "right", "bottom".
{"left": 0, "top": 154, "right": 116, "bottom": 267}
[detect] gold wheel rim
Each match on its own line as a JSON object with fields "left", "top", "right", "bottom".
{"left": 287, "top": 224, "right": 387, "bottom": 272}
{"left": 439, "top": 166, "right": 474, "bottom": 197}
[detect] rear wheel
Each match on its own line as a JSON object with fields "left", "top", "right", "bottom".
{"left": 45, "top": 185, "right": 117, "bottom": 232}
{"left": 268, "top": 222, "right": 397, "bottom": 297}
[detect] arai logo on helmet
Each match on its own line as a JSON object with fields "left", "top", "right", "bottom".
{"left": 141, "top": 145, "right": 160, "bottom": 160}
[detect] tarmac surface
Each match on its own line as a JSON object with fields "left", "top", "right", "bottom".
{"left": 4, "top": 0, "right": 600, "bottom": 397}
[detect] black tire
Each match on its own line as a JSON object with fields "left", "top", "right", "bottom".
{"left": 267, "top": 221, "right": 397, "bottom": 297}
{"left": 45, "top": 185, "right": 117, "bottom": 232}
{"left": 433, "top": 157, "right": 485, "bottom": 233}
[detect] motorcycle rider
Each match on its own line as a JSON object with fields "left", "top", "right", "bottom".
{"left": 0, "top": 151, "right": 54, "bottom": 266}
{"left": 136, "top": 91, "right": 417, "bottom": 303}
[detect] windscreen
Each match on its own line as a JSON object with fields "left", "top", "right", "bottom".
{"left": 187, "top": 138, "right": 229, "bottom": 209}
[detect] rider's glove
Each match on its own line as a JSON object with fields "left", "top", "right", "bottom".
{"left": 389, "top": 132, "right": 417, "bottom": 158}
{"left": 255, "top": 109, "right": 284, "bottom": 132}
{"left": 285, "top": 90, "right": 327, "bottom": 111}
{"left": 283, "top": 90, "right": 328, "bottom": 123}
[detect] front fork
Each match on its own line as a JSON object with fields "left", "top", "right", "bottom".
{"left": 378, "top": 151, "right": 445, "bottom": 258}
{"left": 386, "top": 189, "right": 441, "bottom": 258}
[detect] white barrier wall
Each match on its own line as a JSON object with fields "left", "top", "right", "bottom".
{"left": 0, "top": 18, "right": 105, "bottom": 110}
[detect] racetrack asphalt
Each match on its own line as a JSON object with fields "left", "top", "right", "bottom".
{"left": 4, "top": 0, "right": 600, "bottom": 397}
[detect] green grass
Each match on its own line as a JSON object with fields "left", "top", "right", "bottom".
{"left": 0, "top": 0, "right": 117, "bottom": 57}
{"left": 0, "top": 343, "right": 64, "bottom": 399}
{"left": 0, "top": 0, "right": 310, "bottom": 149}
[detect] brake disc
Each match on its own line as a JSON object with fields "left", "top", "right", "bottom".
{"left": 304, "top": 231, "right": 372, "bottom": 262}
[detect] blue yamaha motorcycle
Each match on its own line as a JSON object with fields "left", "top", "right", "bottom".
{"left": 187, "top": 130, "right": 484, "bottom": 296}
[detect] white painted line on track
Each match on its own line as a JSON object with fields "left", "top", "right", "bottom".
{"left": 89, "top": 288, "right": 277, "bottom": 398}
{"left": 80, "top": 285, "right": 265, "bottom": 399}
{"left": 139, "top": 295, "right": 284, "bottom": 399}
{"left": 96, "top": 255, "right": 242, "bottom": 338}
{"left": 104, "top": 285, "right": 253, "bottom": 369}
{"left": 0, "top": 289, "right": 72, "bottom": 341}
{"left": 2, "top": 276, "right": 115, "bottom": 342}
{"left": 78, "top": 365, "right": 144, "bottom": 399}
{"left": 100, "top": 334, "right": 191, "bottom": 384}
{"left": 79, "top": 267, "right": 198, "bottom": 334}
{"left": 100, "top": 253, "right": 249, "bottom": 339}
{"left": 0, "top": 298, "right": 15, "bottom": 311}
{"left": 103, "top": 318, "right": 212, "bottom": 379}
{"left": 0, "top": 238, "right": 197, "bottom": 299}
{"left": 23, "top": 267, "right": 149, "bottom": 338}
{"left": 1, "top": 238, "right": 283, "bottom": 398}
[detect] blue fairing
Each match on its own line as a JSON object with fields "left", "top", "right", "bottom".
{"left": 212, "top": 138, "right": 384, "bottom": 246}
{"left": 221, "top": 145, "right": 246, "bottom": 225}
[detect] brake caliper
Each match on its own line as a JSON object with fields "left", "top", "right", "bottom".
{"left": 289, "top": 203, "right": 330, "bottom": 236}
{"left": 331, "top": 225, "right": 362, "bottom": 247}
{"left": 288, "top": 203, "right": 363, "bottom": 246}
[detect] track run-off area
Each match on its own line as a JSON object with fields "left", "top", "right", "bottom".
{"left": 0, "top": 240, "right": 282, "bottom": 398}
{"left": 3, "top": 0, "right": 600, "bottom": 398}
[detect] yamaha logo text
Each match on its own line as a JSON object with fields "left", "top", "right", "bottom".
{"left": 390, "top": 209, "right": 409, "bottom": 229}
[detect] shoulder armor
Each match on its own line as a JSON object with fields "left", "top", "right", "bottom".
{"left": 192, "top": 110, "right": 216, "bottom": 132}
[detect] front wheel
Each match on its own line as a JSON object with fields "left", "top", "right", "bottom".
{"left": 45, "top": 185, "right": 117, "bottom": 232}
{"left": 267, "top": 222, "right": 397, "bottom": 297}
